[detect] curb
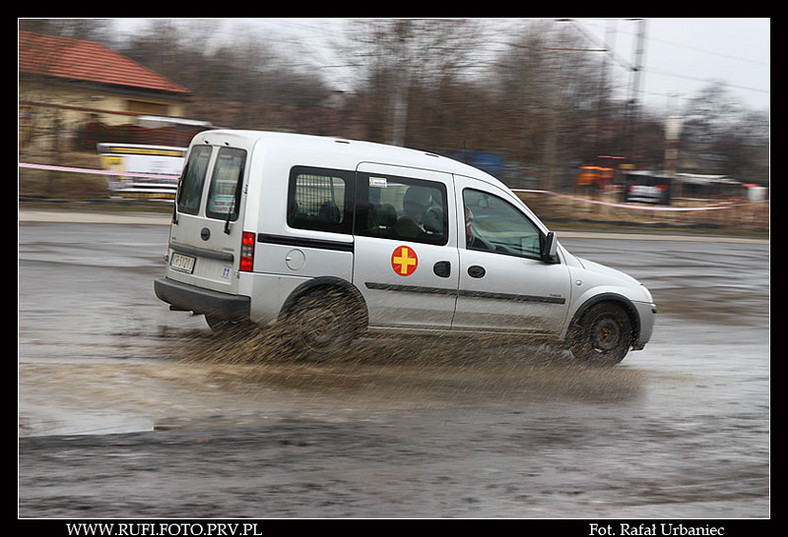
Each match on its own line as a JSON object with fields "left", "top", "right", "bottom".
{"left": 19, "top": 209, "right": 171, "bottom": 226}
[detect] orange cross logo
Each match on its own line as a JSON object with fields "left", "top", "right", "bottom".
{"left": 391, "top": 246, "right": 418, "bottom": 276}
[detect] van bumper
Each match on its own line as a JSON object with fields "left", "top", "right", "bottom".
{"left": 632, "top": 301, "right": 657, "bottom": 350}
{"left": 154, "top": 277, "right": 250, "bottom": 320}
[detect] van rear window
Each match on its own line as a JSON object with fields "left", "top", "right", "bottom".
{"left": 177, "top": 145, "right": 212, "bottom": 215}
{"left": 206, "top": 147, "right": 247, "bottom": 220}
{"left": 287, "top": 166, "right": 354, "bottom": 234}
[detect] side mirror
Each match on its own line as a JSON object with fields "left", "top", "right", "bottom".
{"left": 542, "top": 231, "right": 559, "bottom": 263}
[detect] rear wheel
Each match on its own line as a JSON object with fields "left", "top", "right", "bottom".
{"left": 286, "top": 289, "right": 362, "bottom": 358}
{"left": 569, "top": 302, "right": 633, "bottom": 366}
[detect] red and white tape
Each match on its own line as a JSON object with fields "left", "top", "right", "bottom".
{"left": 513, "top": 189, "right": 751, "bottom": 212}
{"left": 19, "top": 162, "right": 179, "bottom": 180}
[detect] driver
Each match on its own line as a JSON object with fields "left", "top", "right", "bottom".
{"left": 465, "top": 205, "right": 492, "bottom": 251}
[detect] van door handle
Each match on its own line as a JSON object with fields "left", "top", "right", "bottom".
{"left": 467, "top": 265, "right": 486, "bottom": 278}
{"left": 433, "top": 261, "right": 451, "bottom": 278}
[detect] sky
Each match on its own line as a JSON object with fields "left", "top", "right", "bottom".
{"left": 569, "top": 18, "right": 770, "bottom": 114}
{"left": 114, "top": 17, "right": 770, "bottom": 114}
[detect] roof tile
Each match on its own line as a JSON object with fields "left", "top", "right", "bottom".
{"left": 19, "top": 31, "right": 188, "bottom": 94}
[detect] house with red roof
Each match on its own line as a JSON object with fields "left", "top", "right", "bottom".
{"left": 19, "top": 30, "right": 192, "bottom": 150}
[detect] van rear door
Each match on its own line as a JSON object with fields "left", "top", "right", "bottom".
{"left": 166, "top": 133, "right": 252, "bottom": 297}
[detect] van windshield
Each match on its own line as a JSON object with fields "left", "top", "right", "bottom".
{"left": 177, "top": 145, "right": 212, "bottom": 215}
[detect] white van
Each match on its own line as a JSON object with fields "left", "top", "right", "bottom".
{"left": 154, "top": 130, "right": 656, "bottom": 365}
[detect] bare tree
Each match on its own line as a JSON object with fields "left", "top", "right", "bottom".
{"left": 19, "top": 18, "right": 115, "bottom": 43}
{"left": 682, "top": 82, "right": 769, "bottom": 181}
{"left": 115, "top": 19, "right": 332, "bottom": 129}
{"left": 339, "top": 18, "right": 485, "bottom": 146}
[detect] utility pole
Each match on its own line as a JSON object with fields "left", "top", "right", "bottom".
{"left": 626, "top": 19, "right": 647, "bottom": 162}
{"left": 390, "top": 78, "right": 408, "bottom": 146}
{"left": 595, "top": 20, "right": 617, "bottom": 155}
{"left": 389, "top": 19, "right": 412, "bottom": 147}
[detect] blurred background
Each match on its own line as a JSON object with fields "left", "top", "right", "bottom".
{"left": 18, "top": 18, "right": 769, "bottom": 234}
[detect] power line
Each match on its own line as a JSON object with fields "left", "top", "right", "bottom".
{"left": 569, "top": 18, "right": 768, "bottom": 105}
{"left": 645, "top": 33, "right": 768, "bottom": 66}
{"left": 645, "top": 66, "right": 769, "bottom": 95}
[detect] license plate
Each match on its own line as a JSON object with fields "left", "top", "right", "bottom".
{"left": 169, "top": 252, "right": 195, "bottom": 274}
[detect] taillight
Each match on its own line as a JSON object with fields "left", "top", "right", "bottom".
{"left": 240, "top": 231, "right": 255, "bottom": 272}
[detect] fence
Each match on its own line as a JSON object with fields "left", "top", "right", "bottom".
{"left": 19, "top": 162, "right": 179, "bottom": 200}
{"left": 18, "top": 161, "right": 769, "bottom": 233}
{"left": 515, "top": 189, "right": 769, "bottom": 233}
{"left": 75, "top": 122, "right": 205, "bottom": 152}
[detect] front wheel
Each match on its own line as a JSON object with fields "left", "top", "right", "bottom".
{"left": 569, "top": 302, "right": 633, "bottom": 366}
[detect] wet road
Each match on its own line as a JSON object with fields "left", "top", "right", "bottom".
{"left": 17, "top": 210, "right": 770, "bottom": 520}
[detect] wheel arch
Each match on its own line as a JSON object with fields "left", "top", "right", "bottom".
{"left": 278, "top": 276, "right": 369, "bottom": 332}
{"left": 565, "top": 292, "right": 640, "bottom": 345}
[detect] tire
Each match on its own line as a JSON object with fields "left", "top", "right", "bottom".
{"left": 569, "top": 302, "right": 633, "bottom": 366}
{"left": 285, "top": 289, "right": 362, "bottom": 358}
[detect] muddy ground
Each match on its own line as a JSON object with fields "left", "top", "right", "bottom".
{"left": 17, "top": 212, "right": 769, "bottom": 524}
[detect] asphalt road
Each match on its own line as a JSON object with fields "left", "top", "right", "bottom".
{"left": 17, "top": 209, "right": 770, "bottom": 525}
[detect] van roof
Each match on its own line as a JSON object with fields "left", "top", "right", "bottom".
{"left": 197, "top": 129, "right": 503, "bottom": 186}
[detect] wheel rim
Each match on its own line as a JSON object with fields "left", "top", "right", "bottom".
{"left": 299, "top": 307, "right": 341, "bottom": 349}
{"left": 589, "top": 316, "right": 621, "bottom": 352}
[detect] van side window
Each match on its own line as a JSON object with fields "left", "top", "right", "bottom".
{"left": 355, "top": 173, "right": 448, "bottom": 246}
{"left": 206, "top": 147, "right": 247, "bottom": 220}
{"left": 463, "top": 188, "right": 542, "bottom": 259}
{"left": 287, "top": 166, "right": 353, "bottom": 234}
{"left": 177, "top": 145, "right": 212, "bottom": 215}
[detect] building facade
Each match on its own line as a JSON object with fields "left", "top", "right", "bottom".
{"left": 19, "top": 30, "right": 190, "bottom": 151}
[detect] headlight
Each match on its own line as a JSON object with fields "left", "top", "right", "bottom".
{"left": 640, "top": 284, "right": 654, "bottom": 304}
